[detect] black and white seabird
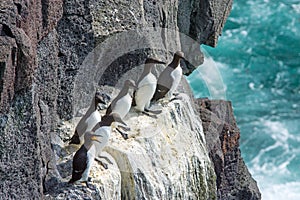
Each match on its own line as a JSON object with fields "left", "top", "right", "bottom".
{"left": 69, "top": 131, "right": 101, "bottom": 185}
{"left": 92, "top": 113, "right": 127, "bottom": 152}
{"left": 134, "top": 58, "right": 165, "bottom": 116}
{"left": 106, "top": 79, "right": 136, "bottom": 119}
{"left": 92, "top": 113, "right": 127, "bottom": 168}
{"left": 151, "top": 51, "right": 185, "bottom": 102}
{"left": 69, "top": 114, "right": 127, "bottom": 185}
{"left": 69, "top": 92, "right": 105, "bottom": 144}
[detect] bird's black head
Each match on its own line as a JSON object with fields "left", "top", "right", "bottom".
{"left": 124, "top": 79, "right": 137, "bottom": 89}
{"left": 174, "top": 51, "right": 185, "bottom": 59}
{"left": 94, "top": 92, "right": 106, "bottom": 109}
{"left": 169, "top": 51, "right": 185, "bottom": 69}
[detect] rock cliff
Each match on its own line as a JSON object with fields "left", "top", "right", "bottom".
{"left": 0, "top": 0, "right": 261, "bottom": 199}
{"left": 197, "top": 99, "right": 261, "bottom": 199}
{"left": 44, "top": 88, "right": 217, "bottom": 200}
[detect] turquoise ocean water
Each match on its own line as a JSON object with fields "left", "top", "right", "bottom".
{"left": 187, "top": 0, "right": 300, "bottom": 199}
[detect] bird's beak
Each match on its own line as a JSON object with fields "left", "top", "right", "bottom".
{"left": 131, "top": 83, "right": 138, "bottom": 90}
{"left": 91, "top": 135, "right": 102, "bottom": 143}
{"left": 156, "top": 60, "right": 166, "bottom": 65}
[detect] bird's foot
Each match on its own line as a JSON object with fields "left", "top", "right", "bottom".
{"left": 117, "top": 125, "right": 130, "bottom": 132}
{"left": 116, "top": 128, "right": 129, "bottom": 140}
{"left": 144, "top": 108, "right": 162, "bottom": 115}
{"left": 82, "top": 180, "right": 92, "bottom": 188}
{"left": 142, "top": 111, "right": 158, "bottom": 119}
{"left": 170, "top": 96, "right": 183, "bottom": 102}
{"left": 170, "top": 93, "right": 184, "bottom": 102}
{"left": 155, "top": 98, "right": 169, "bottom": 106}
{"left": 96, "top": 156, "right": 113, "bottom": 165}
{"left": 95, "top": 157, "right": 109, "bottom": 169}
{"left": 100, "top": 162, "right": 108, "bottom": 169}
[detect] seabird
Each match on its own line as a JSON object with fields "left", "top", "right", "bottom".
{"left": 151, "top": 51, "right": 185, "bottom": 102}
{"left": 106, "top": 79, "right": 136, "bottom": 119}
{"left": 92, "top": 113, "right": 128, "bottom": 167}
{"left": 134, "top": 58, "right": 165, "bottom": 116}
{"left": 68, "top": 131, "right": 101, "bottom": 186}
{"left": 69, "top": 114, "right": 127, "bottom": 185}
{"left": 69, "top": 92, "right": 105, "bottom": 144}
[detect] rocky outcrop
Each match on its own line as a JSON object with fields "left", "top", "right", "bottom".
{"left": 0, "top": 0, "right": 261, "bottom": 199}
{"left": 178, "top": 0, "right": 233, "bottom": 47}
{"left": 44, "top": 88, "right": 217, "bottom": 200}
{"left": 197, "top": 98, "right": 261, "bottom": 199}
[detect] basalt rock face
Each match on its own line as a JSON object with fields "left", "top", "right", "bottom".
{"left": 178, "top": 0, "right": 233, "bottom": 47}
{"left": 0, "top": 0, "right": 63, "bottom": 198}
{"left": 0, "top": 0, "right": 262, "bottom": 199}
{"left": 196, "top": 98, "right": 261, "bottom": 200}
{"left": 0, "top": 0, "right": 63, "bottom": 113}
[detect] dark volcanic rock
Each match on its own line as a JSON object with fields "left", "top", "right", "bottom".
{"left": 0, "top": 92, "right": 42, "bottom": 199}
{"left": 178, "top": 0, "right": 233, "bottom": 47}
{"left": 0, "top": 36, "right": 17, "bottom": 113}
{"left": 196, "top": 98, "right": 261, "bottom": 200}
{"left": 56, "top": 0, "right": 95, "bottom": 120}
{"left": 0, "top": 0, "right": 63, "bottom": 113}
{"left": 0, "top": 0, "right": 63, "bottom": 198}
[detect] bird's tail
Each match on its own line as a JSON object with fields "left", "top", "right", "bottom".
{"left": 68, "top": 178, "right": 75, "bottom": 184}
{"left": 69, "top": 131, "right": 80, "bottom": 144}
{"left": 68, "top": 171, "right": 82, "bottom": 184}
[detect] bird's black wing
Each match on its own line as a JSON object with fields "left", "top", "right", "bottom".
{"left": 69, "top": 145, "right": 88, "bottom": 183}
{"left": 69, "top": 130, "right": 81, "bottom": 144}
{"left": 151, "top": 84, "right": 169, "bottom": 102}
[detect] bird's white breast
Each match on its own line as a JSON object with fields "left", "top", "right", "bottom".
{"left": 135, "top": 74, "right": 157, "bottom": 111}
{"left": 85, "top": 110, "right": 101, "bottom": 131}
{"left": 112, "top": 93, "right": 132, "bottom": 119}
{"left": 81, "top": 144, "right": 96, "bottom": 182}
{"left": 138, "top": 73, "right": 157, "bottom": 88}
{"left": 169, "top": 65, "right": 182, "bottom": 93}
{"left": 94, "top": 126, "right": 111, "bottom": 152}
